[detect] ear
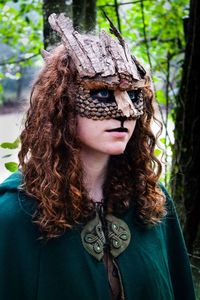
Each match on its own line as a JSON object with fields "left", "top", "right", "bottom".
{"left": 40, "top": 49, "right": 51, "bottom": 61}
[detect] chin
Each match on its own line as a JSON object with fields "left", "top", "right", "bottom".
{"left": 106, "top": 146, "right": 127, "bottom": 155}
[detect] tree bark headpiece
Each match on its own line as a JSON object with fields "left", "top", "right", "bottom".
{"left": 47, "top": 13, "right": 148, "bottom": 120}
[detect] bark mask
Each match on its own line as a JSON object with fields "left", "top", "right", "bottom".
{"left": 47, "top": 13, "right": 147, "bottom": 120}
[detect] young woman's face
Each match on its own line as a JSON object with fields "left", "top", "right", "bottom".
{"left": 77, "top": 116, "right": 136, "bottom": 156}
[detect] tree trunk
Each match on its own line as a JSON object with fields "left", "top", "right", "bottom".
{"left": 43, "top": 0, "right": 72, "bottom": 49}
{"left": 43, "top": 0, "right": 97, "bottom": 49}
{"left": 172, "top": 0, "right": 200, "bottom": 253}
{"left": 72, "top": 0, "right": 96, "bottom": 31}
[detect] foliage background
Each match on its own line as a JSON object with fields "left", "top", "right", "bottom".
{"left": 0, "top": 0, "right": 199, "bottom": 297}
{"left": 0, "top": 0, "right": 189, "bottom": 186}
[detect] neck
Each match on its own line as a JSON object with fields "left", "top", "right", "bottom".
{"left": 80, "top": 148, "right": 109, "bottom": 203}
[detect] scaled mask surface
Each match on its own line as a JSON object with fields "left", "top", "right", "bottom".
{"left": 48, "top": 13, "right": 148, "bottom": 120}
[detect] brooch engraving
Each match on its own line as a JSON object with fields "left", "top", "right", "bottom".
{"left": 81, "top": 214, "right": 106, "bottom": 261}
{"left": 106, "top": 214, "right": 131, "bottom": 257}
{"left": 81, "top": 213, "right": 131, "bottom": 260}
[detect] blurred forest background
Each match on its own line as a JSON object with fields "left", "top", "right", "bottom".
{"left": 0, "top": 0, "right": 199, "bottom": 297}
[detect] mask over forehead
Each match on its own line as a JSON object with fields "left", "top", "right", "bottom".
{"left": 48, "top": 13, "right": 147, "bottom": 120}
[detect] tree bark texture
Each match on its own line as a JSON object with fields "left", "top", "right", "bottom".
{"left": 48, "top": 13, "right": 146, "bottom": 84}
{"left": 72, "top": 0, "right": 96, "bottom": 32}
{"left": 43, "top": 0, "right": 72, "bottom": 49}
{"left": 172, "top": 0, "right": 200, "bottom": 253}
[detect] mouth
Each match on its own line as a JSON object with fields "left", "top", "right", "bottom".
{"left": 106, "top": 127, "right": 128, "bottom": 133}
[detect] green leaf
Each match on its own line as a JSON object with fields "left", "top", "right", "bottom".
{"left": 25, "top": 16, "right": 30, "bottom": 23}
{"left": 154, "top": 148, "right": 162, "bottom": 156}
{"left": 0, "top": 138, "right": 20, "bottom": 149}
{"left": 156, "top": 90, "right": 166, "bottom": 105}
{"left": 5, "top": 162, "right": 18, "bottom": 172}
{"left": 160, "top": 137, "right": 166, "bottom": 144}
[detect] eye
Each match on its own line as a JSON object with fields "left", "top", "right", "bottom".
{"left": 90, "top": 89, "right": 115, "bottom": 103}
{"left": 128, "top": 90, "right": 138, "bottom": 103}
{"left": 97, "top": 89, "right": 109, "bottom": 98}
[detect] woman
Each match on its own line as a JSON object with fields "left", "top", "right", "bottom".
{"left": 0, "top": 14, "right": 196, "bottom": 300}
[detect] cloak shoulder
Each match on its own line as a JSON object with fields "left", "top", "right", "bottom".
{"left": 0, "top": 171, "right": 24, "bottom": 228}
{"left": 0, "top": 172, "right": 41, "bottom": 299}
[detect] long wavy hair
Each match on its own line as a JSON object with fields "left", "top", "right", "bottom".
{"left": 18, "top": 45, "right": 166, "bottom": 238}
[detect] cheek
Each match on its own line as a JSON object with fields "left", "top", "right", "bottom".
{"left": 77, "top": 120, "right": 91, "bottom": 142}
{"left": 76, "top": 117, "right": 101, "bottom": 145}
{"left": 127, "top": 120, "right": 137, "bottom": 140}
{"left": 76, "top": 117, "right": 87, "bottom": 141}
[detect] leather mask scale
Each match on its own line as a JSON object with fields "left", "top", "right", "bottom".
{"left": 47, "top": 13, "right": 147, "bottom": 121}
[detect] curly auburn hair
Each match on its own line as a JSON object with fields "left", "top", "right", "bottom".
{"left": 18, "top": 45, "right": 166, "bottom": 238}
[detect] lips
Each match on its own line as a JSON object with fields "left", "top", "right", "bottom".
{"left": 106, "top": 127, "right": 128, "bottom": 133}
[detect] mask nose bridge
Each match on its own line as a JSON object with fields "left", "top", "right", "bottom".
{"left": 114, "top": 89, "right": 135, "bottom": 118}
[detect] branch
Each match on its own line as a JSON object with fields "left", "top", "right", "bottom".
{"left": 138, "top": 0, "right": 173, "bottom": 150}
{"left": 188, "top": 253, "right": 200, "bottom": 260}
{"left": 190, "top": 263, "right": 200, "bottom": 272}
{"left": 164, "top": 52, "right": 171, "bottom": 186}
{"left": 101, "top": 10, "right": 124, "bottom": 44}
{"left": 98, "top": 0, "right": 149, "bottom": 8}
{"left": 114, "top": 0, "right": 122, "bottom": 33}
{"left": 0, "top": 53, "right": 39, "bottom": 66}
{"left": 135, "top": 37, "right": 179, "bottom": 46}
{"left": 140, "top": 0, "right": 152, "bottom": 70}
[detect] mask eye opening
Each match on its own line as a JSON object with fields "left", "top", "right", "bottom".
{"left": 90, "top": 89, "right": 115, "bottom": 103}
{"left": 127, "top": 89, "right": 140, "bottom": 103}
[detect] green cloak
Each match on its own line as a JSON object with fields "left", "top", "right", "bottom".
{"left": 0, "top": 172, "right": 196, "bottom": 300}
